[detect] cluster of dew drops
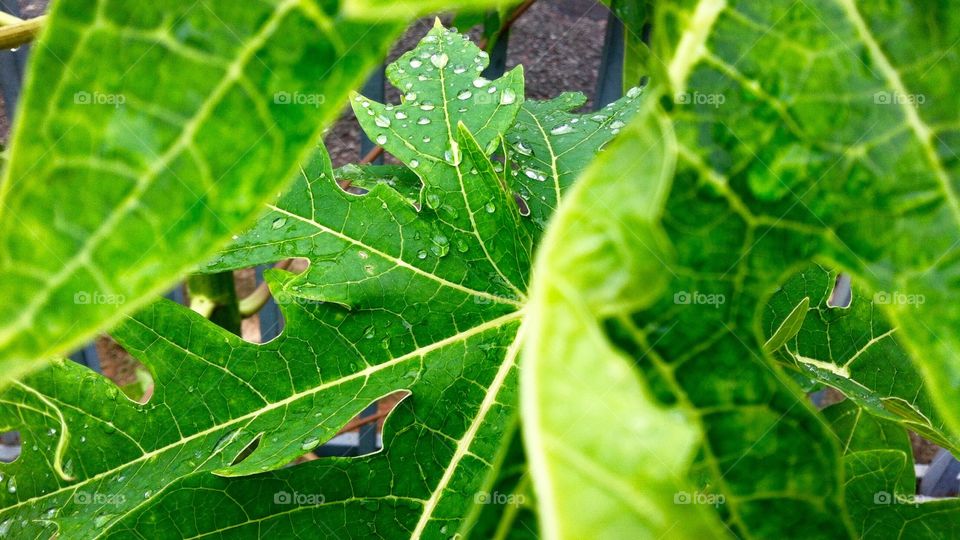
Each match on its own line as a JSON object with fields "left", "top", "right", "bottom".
{"left": 346, "top": 27, "right": 645, "bottom": 268}
{"left": 353, "top": 28, "right": 518, "bottom": 172}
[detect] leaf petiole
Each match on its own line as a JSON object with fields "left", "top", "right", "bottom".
{"left": 0, "top": 15, "right": 45, "bottom": 49}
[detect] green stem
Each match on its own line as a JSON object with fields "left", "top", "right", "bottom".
{"left": 238, "top": 282, "right": 272, "bottom": 317}
{"left": 187, "top": 272, "right": 241, "bottom": 335}
{"left": 0, "top": 15, "right": 45, "bottom": 49}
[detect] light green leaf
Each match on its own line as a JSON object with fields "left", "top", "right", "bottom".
{"left": 764, "top": 265, "right": 960, "bottom": 455}
{"left": 522, "top": 99, "right": 729, "bottom": 539}
{"left": 825, "top": 401, "right": 960, "bottom": 539}
{"left": 0, "top": 0, "right": 410, "bottom": 384}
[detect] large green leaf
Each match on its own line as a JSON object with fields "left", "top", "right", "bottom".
{"left": 0, "top": 282, "right": 523, "bottom": 537}
{"left": 522, "top": 99, "right": 729, "bottom": 539}
{"left": 0, "top": 0, "right": 507, "bottom": 387}
{"left": 649, "top": 0, "right": 960, "bottom": 438}
{"left": 0, "top": 22, "right": 636, "bottom": 538}
{"left": 524, "top": 0, "right": 960, "bottom": 537}
{"left": 0, "top": 125, "right": 531, "bottom": 538}
{"left": 764, "top": 265, "right": 960, "bottom": 454}
{"left": 825, "top": 401, "right": 960, "bottom": 539}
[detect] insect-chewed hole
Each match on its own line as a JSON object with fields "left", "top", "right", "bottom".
{"left": 236, "top": 260, "right": 311, "bottom": 345}
{"left": 827, "top": 272, "right": 853, "bottom": 309}
{"left": 0, "top": 431, "right": 21, "bottom": 464}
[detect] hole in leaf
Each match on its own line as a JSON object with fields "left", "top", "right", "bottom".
{"left": 231, "top": 433, "right": 263, "bottom": 466}
{"left": 97, "top": 336, "right": 154, "bottom": 404}
{"left": 0, "top": 431, "right": 20, "bottom": 464}
{"left": 827, "top": 273, "right": 852, "bottom": 309}
{"left": 911, "top": 432, "right": 960, "bottom": 498}
{"left": 311, "top": 391, "right": 409, "bottom": 459}
{"left": 514, "top": 193, "right": 530, "bottom": 216}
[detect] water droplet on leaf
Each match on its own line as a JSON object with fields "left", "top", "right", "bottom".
{"left": 430, "top": 53, "right": 449, "bottom": 68}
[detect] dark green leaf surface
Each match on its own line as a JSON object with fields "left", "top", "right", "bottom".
{"left": 765, "top": 265, "right": 960, "bottom": 454}
{"left": 651, "top": 0, "right": 960, "bottom": 438}
{"left": 825, "top": 401, "right": 960, "bottom": 539}
{"left": 507, "top": 90, "right": 643, "bottom": 231}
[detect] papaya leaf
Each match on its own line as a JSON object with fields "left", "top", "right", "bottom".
{"left": 506, "top": 89, "right": 644, "bottom": 232}
{"left": 0, "top": 0, "right": 508, "bottom": 387}
{"left": 524, "top": 0, "right": 960, "bottom": 537}
{"left": 522, "top": 99, "right": 729, "bottom": 539}
{"left": 825, "top": 401, "right": 960, "bottom": 539}
{"left": 0, "top": 120, "right": 529, "bottom": 538}
{"left": 764, "top": 265, "right": 960, "bottom": 455}
{"left": 650, "top": 0, "right": 960, "bottom": 439}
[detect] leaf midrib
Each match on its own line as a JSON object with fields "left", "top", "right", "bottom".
{"left": 266, "top": 204, "right": 523, "bottom": 306}
{"left": 2, "top": 309, "right": 524, "bottom": 518}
